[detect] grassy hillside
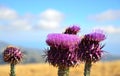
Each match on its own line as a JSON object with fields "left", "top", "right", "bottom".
{"left": 0, "top": 61, "right": 120, "bottom": 76}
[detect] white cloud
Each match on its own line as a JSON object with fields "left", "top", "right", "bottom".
{"left": 0, "top": 6, "right": 32, "bottom": 31}
{"left": 36, "top": 9, "right": 64, "bottom": 30}
{"left": 0, "top": 6, "right": 18, "bottom": 20}
{"left": 88, "top": 10, "right": 120, "bottom": 21}
{"left": 93, "top": 25, "right": 120, "bottom": 34}
{"left": 0, "top": 19, "right": 32, "bottom": 31}
{"left": 0, "top": 6, "right": 64, "bottom": 31}
{"left": 22, "top": 13, "right": 36, "bottom": 21}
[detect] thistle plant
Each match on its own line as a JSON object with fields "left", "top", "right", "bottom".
{"left": 78, "top": 30, "right": 106, "bottom": 76}
{"left": 3, "top": 46, "right": 23, "bottom": 76}
{"left": 64, "top": 25, "right": 80, "bottom": 34}
{"left": 46, "top": 33, "right": 80, "bottom": 76}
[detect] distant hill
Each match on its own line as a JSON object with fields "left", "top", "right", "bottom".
{"left": 0, "top": 41, "right": 120, "bottom": 64}
{"left": 101, "top": 54, "right": 120, "bottom": 61}
{"left": 0, "top": 41, "right": 9, "bottom": 51}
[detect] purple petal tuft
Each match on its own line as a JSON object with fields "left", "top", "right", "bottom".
{"left": 86, "top": 29, "right": 106, "bottom": 42}
{"left": 46, "top": 33, "right": 80, "bottom": 52}
{"left": 64, "top": 25, "right": 80, "bottom": 34}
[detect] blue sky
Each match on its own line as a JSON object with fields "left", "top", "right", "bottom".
{"left": 0, "top": 0, "right": 120, "bottom": 55}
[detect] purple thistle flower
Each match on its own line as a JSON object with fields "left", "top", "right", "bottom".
{"left": 78, "top": 30, "right": 106, "bottom": 62}
{"left": 46, "top": 33, "right": 81, "bottom": 67}
{"left": 64, "top": 25, "right": 80, "bottom": 34}
{"left": 3, "top": 46, "right": 23, "bottom": 65}
{"left": 86, "top": 29, "right": 106, "bottom": 42}
{"left": 46, "top": 33, "right": 80, "bottom": 51}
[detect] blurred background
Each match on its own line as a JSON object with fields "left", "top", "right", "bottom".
{"left": 0, "top": 0, "right": 120, "bottom": 76}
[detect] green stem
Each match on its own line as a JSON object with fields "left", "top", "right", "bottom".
{"left": 10, "top": 64, "right": 15, "bottom": 76}
{"left": 58, "top": 66, "right": 69, "bottom": 76}
{"left": 84, "top": 61, "right": 92, "bottom": 76}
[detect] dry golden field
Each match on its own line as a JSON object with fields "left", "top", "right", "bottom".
{"left": 0, "top": 61, "right": 120, "bottom": 76}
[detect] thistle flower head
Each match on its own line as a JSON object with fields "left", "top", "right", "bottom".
{"left": 3, "top": 46, "right": 23, "bottom": 65}
{"left": 86, "top": 29, "right": 106, "bottom": 42}
{"left": 46, "top": 33, "right": 81, "bottom": 67}
{"left": 78, "top": 31, "right": 106, "bottom": 62}
{"left": 46, "top": 33, "right": 80, "bottom": 50}
{"left": 64, "top": 25, "right": 80, "bottom": 34}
